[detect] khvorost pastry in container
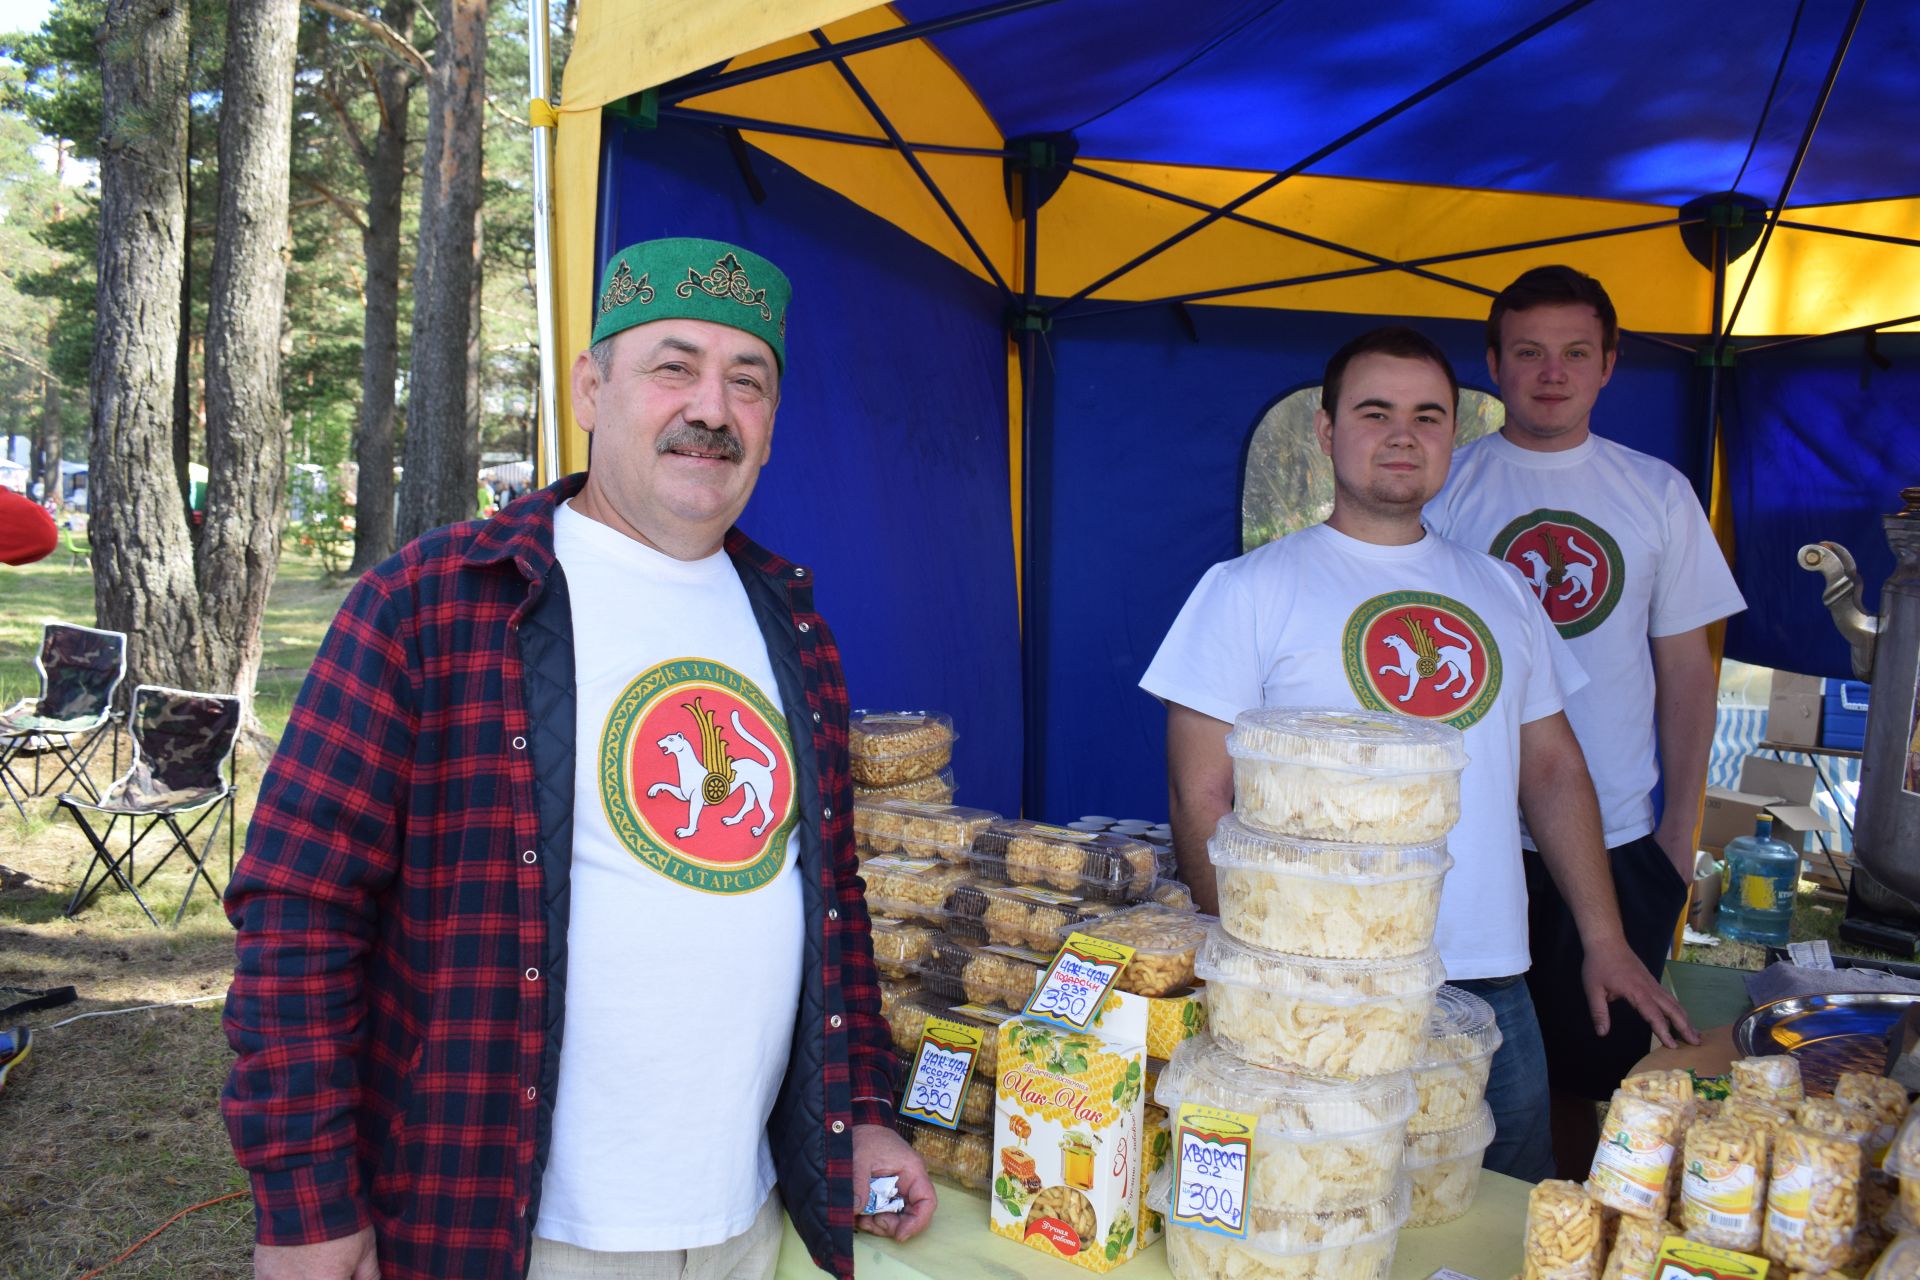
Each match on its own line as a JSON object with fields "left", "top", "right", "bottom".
{"left": 1156, "top": 1029, "right": 1416, "bottom": 1215}
{"left": 854, "top": 798, "right": 998, "bottom": 862}
{"left": 1209, "top": 814, "right": 1452, "bottom": 959}
{"left": 1154, "top": 1176, "right": 1410, "bottom": 1280}
{"left": 848, "top": 711, "right": 955, "bottom": 787}
{"left": 1224, "top": 708, "right": 1466, "bottom": 844}
{"left": 854, "top": 766, "right": 956, "bottom": 805}
{"left": 1587, "top": 1091, "right": 1685, "bottom": 1220}
{"left": 1405, "top": 1102, "right": 1494, "bottom": 1226}
{"left": 1410, "top": 985, "right": 1502, "bottom": 1134}
{"left": 1196, "top": 924, "right": 1444, "bottom": 1079}
{"left": 970, "top": 819, "right": 1158, "bottom": 903}
{"left": 1764, "top": 1123, "right": 1863, "bottom": 1272}
{"left": 1523, "top": 1180, "right": 1607, "bottom": 1280}
{"left": 1063, "top": 903, "right": 1211, "bottom": 997}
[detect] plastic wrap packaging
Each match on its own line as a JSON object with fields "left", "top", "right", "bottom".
{"left": 1155, "top": 1176, "right": 1409, "bottom": 1280}
{"left": 1209, "top": 814, "right": 1452, "bottom": 959}
{"left": 861, "top": 855, "right": 978, "bottom": 922}
{"left": 1197, "top": 925, "right": 1443, "bottom": 1078}
{"left": 870, "top": 918, "right": 936, "bottom": 978}
{"left": 1802, "top": 1098, "right": 1879, "bottom": 1148}
{"left": 901, "top": 1117, "right": 991, "bottom": 1190}
{"left": 1833, "top": 1073, "right": 1910, "bottom": 1161}
{"left": 855, "top": 766, "right": 956, "bottom": 805}
{"left": 1224, "top": 708, "right": 1465, "bottom": 844}
{"left": 1867, "top": 1234, "right": 1920, "bottom": 1280}
{"left": 1884, "top": 1110, "right": 1920, "bottom": 1230}
{"left": 1732, "top": 1055, "right": 1805, "bottom": 1106}
{"left": 1601, "top": 1212, "right": 1673, "bottom": 1280}
{"left": 1523, "top": 1180, "right": 1608, "bottom": 1280}
{"left": 981, "top": 884, "right": 1119, "bottom": 950}
{"left": 1405, "top": 1102, "right": 1494, "bottom": 1226}
{"left": 913, "top": 939, "right": 1049, "bottom": 1011}
{"left": 879, "top": 978, "right": 919, "bottom": 1028}
{"left": 1680, "top": 1117, "right": 1769, "bottom": 1251}
{"left": 1411, "top": 985, "right": 1502, "bottom": 1134}
{"left": 1765, "top": 1124, "right": 1863, "bottom": 1272}
{"left": 1622, "top": 1070, "right": 1700, "bottom": 1124}
{"left": 1061, "top": 903, "right": 1211, "bottom": 997}
{"left": 1156, "top": 1029, "right": 1415, "bottom": 1215}
{"left": 1723, "top": 1095, "right": 1797, "bottom": 1143}
{"left": 971, "top": 820, "right": 1159, "bottom": 903}
{"left": 1587, "top": 1091, "right": 1685, "bottom": 1220}
{"left": 854, "top": 798, "right": 998, "bottom": 861}
{"left": 849, "top": 711, "right": 955, "bottom": 787}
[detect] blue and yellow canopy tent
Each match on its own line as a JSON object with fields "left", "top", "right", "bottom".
{"left": 530, "top": 0, "right": 1919, "bottom": 820}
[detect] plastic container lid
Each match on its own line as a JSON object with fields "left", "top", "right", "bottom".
{"left": 1068, "top": 820, "right": 1109, "bottom": 833}
{"left": 1149, "top": 1172, "right": 1411, "bottom": 1253}
{"left": 849, "top": 710, "right": 957, "bottom": 756}
{"left": 1225, "top": 707, "right": 1468, "bottom": 775}
{"left": 1208, "top": 813, "right": 1453, "bottom": 882}
{"left": 854, "top": 767, "right": 957, "bottom": 803}
{"left": 1405, "top": 1101, "right": 1496, "bottom": 1168}
{"left": 1079, "top": 815, "right": 1118, "bottom": 826}
{"left": 1156, "top": 1029, "right": 1417, "bottom": 1136}
{"left": 1414, "top": 986, "right": 1504, "bottom": 1067}
{"left": 1111, "top": 820, "right": 1155, "bottom": 834}
{"left": 970, "top": 818, "right": 1159, "bottom": 902}
{"left": 1866, "top": 1235, "right": 1920, "bottom": 1280}
{"left": 1196, "top": 923, "right": 1446, "bottom": 1004}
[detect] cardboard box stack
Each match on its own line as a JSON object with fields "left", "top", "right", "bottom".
{"left": 1151, "top": 707, "right": 1473, "bottom": 1279}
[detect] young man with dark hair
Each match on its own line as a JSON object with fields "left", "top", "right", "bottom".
{"left": 1427, "top": 265, "right": 1743, "bottom": 1177}
{"left": 1143, "top": 325, "right": 1694, "bottom": 1181}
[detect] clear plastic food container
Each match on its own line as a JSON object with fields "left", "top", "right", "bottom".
{"left": 870, "top": 917, "right": 938, "bottom": 979}
{"left": 1152, "top": 1174, "right": 1410, "bottom": 1280}
{"left": 1405, "top": 1102, "right": 1494, "bottom": 1226}
{"left": 849, "top": 710, "right": 956, "bottom": 787}
{"left": 1886, "top": 1110, "right": 1920, "bottom": 1227}
{"left": 1867, "top": 1234, "right": 1920, "bottom": 1280}
{"left": 1196, "top": 924, "right": 1444, "bottom": 1078}
{"left": 1225, "top": 707, "right": 1466, "bottom": 844}
{"left": 853, "top": 798, "right": 999, "bottom": 862}
{"left": 970, "top": 819, "right": 1159, "bottom": 903}
{"left": 854, "top": 766, "right": 956, "bottom": 804}
{"left": 860, "top": 855, "right": 980, "bottom": 923}
{"left": 1156, "top": 1029, "right": 1415, "bottom": 1214}
{"left": 899, "top": 1115, "right": 991, "bottom": 1190}
{"left": 980, "top": 883, "right": 1122, "bottom": 950}
{"left": 885, "top": 990, "right": 1012, "bottom": 1072}
{"left": 1051, "top": 902, "right": 1212, "bottom": 997}
{"left": 1209, "top": 814, "right": 1452, "bottom": 959}
{"left": 914, "top": 937, "right": 1049, "bottom": 1010}
{"left": 1411, "top": 985, "right": 1503, "bottom": 1134}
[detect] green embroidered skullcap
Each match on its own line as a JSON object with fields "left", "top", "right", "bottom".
{"left": 591, "top": 236, "right": 791, "bottom": 369}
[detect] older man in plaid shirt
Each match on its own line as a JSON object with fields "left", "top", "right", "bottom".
{"left": 224, "top": 238, "right": 931, "bottom": 1280}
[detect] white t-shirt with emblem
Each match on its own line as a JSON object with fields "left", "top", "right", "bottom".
{"left": 1140, "top": 523, "right": 1585, "bottom": 979}
{"left": 537, "top": 501, "right": 805, "bottom": 1251}
{"left": 1425, "top": 432, "right": 1746, "bottom": 847}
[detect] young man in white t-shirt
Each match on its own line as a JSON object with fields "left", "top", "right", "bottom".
{"left": 1141, "top": 326, "right": 1696, "bottom": 1181}
{"left": 1426, "top": 265, "right": 1745, "bottom": 1177}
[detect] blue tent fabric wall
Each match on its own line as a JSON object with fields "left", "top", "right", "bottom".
{"left": 1723, "top": 334, "right": 1917, "bottom": 681}
{"left": 1027, "top": 306, "right": 1702, "bottom": 822}
{"left": 596, "top": 118, "right": 1025, "bottom": 813}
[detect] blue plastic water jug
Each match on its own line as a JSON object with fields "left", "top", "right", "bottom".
{"left": 1719, "top": 816, "right": 1799, "bottom": 946}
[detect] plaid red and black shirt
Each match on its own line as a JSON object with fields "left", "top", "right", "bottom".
{"left": 223, "top": 476, "right": 893, "bottom": 1279}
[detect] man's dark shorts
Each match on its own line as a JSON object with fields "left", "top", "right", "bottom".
{"left": 1523, "top": 835, "right": 1689, "bottom": 1101}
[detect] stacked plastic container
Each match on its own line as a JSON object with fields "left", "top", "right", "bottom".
{"left": 850, "top": 709, "right": 958, "bottom": 803}
{"left": 1405, "top": 986, "right": 1502, "bottom": 1226}
{"left": 1156, "top": 706, "right": 1468, "bottom": 1280}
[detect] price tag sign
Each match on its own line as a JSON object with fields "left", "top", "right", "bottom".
{"left": 1021, "top": 932, "right": 1134, "bottom": 1031}
{"left": 1171, "top": 1103, "right": 1258, "bottom": 1239}
{"left": 898, "top": 1017, "right": 983, "bottom": 1130}
{"left": 1651, "top": 1235, "right": 1769, "bottom": 1280}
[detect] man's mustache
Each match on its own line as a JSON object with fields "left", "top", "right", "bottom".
{"left": 656, "top": 424, "right": 744, "bottom": 463}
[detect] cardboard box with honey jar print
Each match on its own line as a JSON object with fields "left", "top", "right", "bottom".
{"left": 990, "top": 1015, "right": 1148, "bottom": 1272}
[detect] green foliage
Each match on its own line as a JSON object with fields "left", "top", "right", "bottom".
{"left": 0, "top": 0, "right": 104, "bottom": 161}
{"left": 287, "top": 473, "right": 356, "bottom": 579}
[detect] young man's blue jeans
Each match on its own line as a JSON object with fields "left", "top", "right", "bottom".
{"left": 1450, "top": 973, "right": 1556, "bottom": 1183}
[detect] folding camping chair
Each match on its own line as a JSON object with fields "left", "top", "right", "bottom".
{"left": 0, "top": 622, "right": 127, "bottom": 818}
{"left": 61, "top": 684, "right": 241, "bottom": 927}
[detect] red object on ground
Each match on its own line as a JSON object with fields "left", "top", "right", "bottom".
{"left": 0, "top": 488, "right": 57, "bottom": 565}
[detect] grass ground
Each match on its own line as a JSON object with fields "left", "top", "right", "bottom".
{"left": 0, "top": 551, "right": 350, "bottom": 1277}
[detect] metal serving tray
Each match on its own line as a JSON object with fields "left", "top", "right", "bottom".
{"left": 1732, "top": 991, "right": 1920, "bottom": 1097}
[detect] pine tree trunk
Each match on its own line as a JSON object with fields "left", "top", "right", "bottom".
{"left": 348, "top": 0, "right": 416, "bottom": 574}
{"left": 34, "top": 372, "right": 60, "bottom": 503}
{"left": 200, "top": 0, "right": 299, "bottom": 714}
{"left": 91, "top": 0, "right": 201, "bottom": 691}
{"left": 397, "top": 0, "right": 487, "bottom": 543}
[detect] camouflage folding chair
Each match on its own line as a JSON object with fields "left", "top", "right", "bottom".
{"left": 60, "top": 684, "right": 241, "bottom": 927}
{"left": 0, "top": 622, "right": 128, "bottom": 818}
